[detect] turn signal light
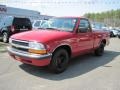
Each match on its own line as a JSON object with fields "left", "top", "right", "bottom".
{"left": 28, "top": 49, "right": 47, "bottom": 54}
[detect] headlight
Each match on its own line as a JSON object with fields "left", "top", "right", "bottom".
{"left": 28, "top": 41, "right": 47, "bottom": 54}
{"left": 29, "top": 41, "right": 45, "bottom": 50}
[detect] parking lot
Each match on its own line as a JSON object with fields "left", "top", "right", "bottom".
{"left": 0, "top": 38, "right": 120, "bottom": 90}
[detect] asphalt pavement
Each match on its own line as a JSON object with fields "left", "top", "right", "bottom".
{"left": 0, "top": 38, "right": 120, "bottom": 90}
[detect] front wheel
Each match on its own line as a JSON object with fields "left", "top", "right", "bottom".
{"left": 49, "top": 49, "right": 69, "bottom": 74}
{"left": 2, "top": 32, "right": 9, "bottom": 43}
{"left": 94, "top": 42, "right": 105, "bottom": 56}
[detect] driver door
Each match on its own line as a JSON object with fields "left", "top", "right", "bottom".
{"left": 75, "top": 19, "right": 94, "bottom": 54}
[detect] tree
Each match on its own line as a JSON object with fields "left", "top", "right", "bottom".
{"left": 84, "top": 9, "right": 120, "bottom": 27}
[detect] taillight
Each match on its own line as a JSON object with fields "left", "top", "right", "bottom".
{"left": 11, "top": 26, "right": 15, "bottom": 32}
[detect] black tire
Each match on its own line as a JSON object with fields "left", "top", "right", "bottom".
{"left": 2, "top": 32, "right": 9, "bottom": 43}
{"left": 94, "top": 42, "right": 105, "bottom": 56}
{"left": 49, "top": 49, "right": 69, "bottom": 74}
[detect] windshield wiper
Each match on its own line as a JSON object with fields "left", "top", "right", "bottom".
{"left": 45, "top": 28, "right": 61, "bottom": 31}
{"left": 45, "top": 27, "right": 57, "bottom": 29}
{"left": 38, "top": 27, "right": 46, "bottom": 29}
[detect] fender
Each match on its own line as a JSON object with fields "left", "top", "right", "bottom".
{"left": 52, "top": 43, "right": 72, "bottom": 53}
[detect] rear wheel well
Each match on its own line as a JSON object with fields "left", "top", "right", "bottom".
{"left": 52, "top": 45, "right": 72, "bottom": 58}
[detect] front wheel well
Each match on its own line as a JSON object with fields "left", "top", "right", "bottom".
{"left": 52, "top": 45, "right": 72, "bottom": 58}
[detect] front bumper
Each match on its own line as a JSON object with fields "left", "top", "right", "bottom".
{"left": 7, "top": 47, "right": 52, "bottom": 66}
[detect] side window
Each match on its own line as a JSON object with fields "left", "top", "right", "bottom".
{"left": 78, "top": 19, "right": 90, "bottom": 33}
{"left": 0, "top": 18, "right": 4, "bottom": 27}
{"left": 0, "top": 17, "right": 6, "bottom": 27}
{"left": 4, "top": 17, "right": 13, "bottom": 26}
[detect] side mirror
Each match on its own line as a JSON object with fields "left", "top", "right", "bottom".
{"left": 78, "top": 27, "right": 88, "bottom": 33}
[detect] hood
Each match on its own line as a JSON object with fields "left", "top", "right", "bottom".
{"left": 11, "top": 30, "right": 72, "bottom": 43}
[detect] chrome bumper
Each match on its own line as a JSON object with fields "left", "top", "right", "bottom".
{"left": 7, "top": 47, "right": 52, "bottom": 60}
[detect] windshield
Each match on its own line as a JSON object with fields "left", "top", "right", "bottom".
{"left": 41, "top": 18, "right": 77, "bottom": 32}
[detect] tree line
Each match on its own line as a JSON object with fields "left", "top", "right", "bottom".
{"left": 84, "top": 9, "right": 120, "bottom": 27}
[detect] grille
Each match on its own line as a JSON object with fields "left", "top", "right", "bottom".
{"left": 12, "top": 46, "right": 28, "bottom": 52}
{"left": 12, "top": 40, "right": 28, "bottom": 46}
{"left": 11, "top": 39, "right": 29, "bottom": 52}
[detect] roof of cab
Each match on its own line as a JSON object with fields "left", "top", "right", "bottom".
{"left": 52, "top": 16, "right": 88, "bottom": 20}
{"left": 55, "top": 16, "right": 86, "bottom": 18}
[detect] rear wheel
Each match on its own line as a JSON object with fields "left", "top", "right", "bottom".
{"left": 49, "top": 49, "right": 69, "bottom": 74}
{"left": 2, "top": 32, "right": 9, "bottom": 43}
{"left": 94, "top": 42, "right": 105, "bottom": 56}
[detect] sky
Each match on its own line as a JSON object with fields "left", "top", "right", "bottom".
{"left": 0, "top": 0, "right": 120, "bottom": 16}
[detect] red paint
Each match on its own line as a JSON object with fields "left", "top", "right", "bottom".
{"left": 9, "top": 17, "right": 110, "bottom": 66}
{"left": 9, "top": 53, "right": 50, "bottom": 66}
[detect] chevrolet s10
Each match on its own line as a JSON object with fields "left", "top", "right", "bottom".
{"left": 7, "top": 17, "right": 110, "bottom": 73}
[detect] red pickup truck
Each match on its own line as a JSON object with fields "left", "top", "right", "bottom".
{"left": 7, "top": 17, "right": 110, "bottom": 73}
